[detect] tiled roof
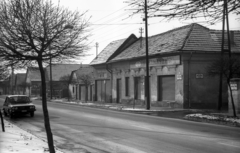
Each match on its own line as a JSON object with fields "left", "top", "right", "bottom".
{"left": 15, "top": 73, "right": 26, "bottom": 85}
{"left": 90, "top": 38, "right": 126, "bottom": 65}
{"left": 109, "top": 23, "right": 240, "bottom": 62}
{"left": 183, "top": 24, "right": 240, "bottom": 52}
{"left": 110, "top": 24, "right": 193, "bottom": 62}
{"left": 75, "top": 65, "right": 94, "bottom": 78}
{"left": 70, "top": 65, "right": 95, "bottom": 83}
{"left": 27, "top": 67, "right": 41, "bottom": 81}
{"left": 45, "top": 64, "right": 81, "bottom": 81}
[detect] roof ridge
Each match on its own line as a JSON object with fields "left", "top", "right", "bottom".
{"left": 146, "top": 23, "right": 197, "bottom": 39}
{"left": 180, "top": 23, "right": 196, "bottom": 50}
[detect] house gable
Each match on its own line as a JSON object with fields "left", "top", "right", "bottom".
{"left": 25, "top": 67, "right": 41, "bottom": 83}
{"left": 90, "top": 34, "right": 138, "bottom": 66}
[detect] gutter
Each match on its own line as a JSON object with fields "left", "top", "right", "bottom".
{"left": 106, "top": 63, "right": 113, "bottom": 103}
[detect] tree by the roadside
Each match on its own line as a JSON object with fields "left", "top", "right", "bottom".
{"left": 127, "top": 0, "right": 240, "bottom": 24}
{"left": 206, "top": 56, "right": 240, "bottom": 117}
{"left": 0, "top": 0, "right": 90, "bottom": 152}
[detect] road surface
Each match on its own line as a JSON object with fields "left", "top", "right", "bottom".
{"left": 1, "top": 98, "right": 240, "bottom": 153}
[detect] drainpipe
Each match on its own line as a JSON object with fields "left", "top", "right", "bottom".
{"left": 106, "top": 64, "right": 113, "bottom": 103}
{"left": 188, "top": 52, "right": 193, "bottom": 108}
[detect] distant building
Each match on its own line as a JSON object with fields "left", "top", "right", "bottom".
{"left": 15, "top": 73, "right": 26, "bottom": 95}
{"left": 25, "top": 67, "right": 42, "bottom": 97}
{"left": 69, "top": 65, "right": 95, "bottom": 101}
{"left": 45, "top": 64, "right": 81, "bottom": 98}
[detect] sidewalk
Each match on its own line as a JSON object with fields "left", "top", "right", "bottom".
{"left": 0, "top": 119, "right": 63, "bottom": 153}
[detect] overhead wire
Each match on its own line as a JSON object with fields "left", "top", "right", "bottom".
{"left": 95, "top": 27, "right": 140, "bottom": 45}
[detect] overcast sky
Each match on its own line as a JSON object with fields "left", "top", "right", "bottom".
{"left": 46, "top": 0, "right": 238, "bottom": 64}
{"left": 30, "top": 0, "right": 240, "bottom": 67}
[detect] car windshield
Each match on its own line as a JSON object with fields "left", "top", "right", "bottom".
{"left": 9, "top": 96, "right": 30, "bottom": 104}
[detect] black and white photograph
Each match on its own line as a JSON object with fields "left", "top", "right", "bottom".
{"left": 0, "top": 0, "right": 240, "bottom": 153}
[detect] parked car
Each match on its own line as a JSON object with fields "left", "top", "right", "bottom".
{"left": 2, "top": 95, "right": 36, "bottom": 118}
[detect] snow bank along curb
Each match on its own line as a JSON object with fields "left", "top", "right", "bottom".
{"left": 184, "top": 114, "right": 240, "bottom": 127}
{"left": 1, "top": 119, "right": 63, "bottom": 153}
{"left": 49, "top": 99, "right": 187, "bottom": 112}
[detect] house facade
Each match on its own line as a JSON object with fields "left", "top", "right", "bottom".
{"left": 91, "top": 23, "right": 240, "bottom": 109}
{"left": 90, "top": 34, "right": 138, "bottom": 103}
{"left": 45, "top": 64, "right": 81, "bottom": 98}
{"left": 25, "top": 67, "right": 42, "bottom": 97}
{"left": 69, "top": 65, "right": 95, "bottom": 101}
{"left": 14, "top": 73, "right": 26, "bottom": 95}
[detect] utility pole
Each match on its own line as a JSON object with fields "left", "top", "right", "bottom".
{"left": 96, "top": 42, "right": 99, "bottom": 58}
{"left": 139, "top": 27, "right": 143, "bottom": 48}
{"left": 218, "top": 0, "right": 226, "bottom": 110}
{"left": 11, "top": 65, "right": 14, "bottom": 95}
{"left": 144, "top": 0, "right": 150, "bottom": 110}
{"left": 50, "top": 49, "right": 53, "bottom": 99}
{"left": 219, "top": 0, "right": 232, "bottom": 111}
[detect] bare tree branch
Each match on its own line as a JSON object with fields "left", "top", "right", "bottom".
{"left": 127, "top": 0, "right": 240, "bottom": 24}
{"left": 0, "top": 1, "right": 91, "bottom": 152}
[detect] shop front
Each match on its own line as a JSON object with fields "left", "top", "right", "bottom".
{"left": 111, "top": 55, "right": 183, "bottom": 108}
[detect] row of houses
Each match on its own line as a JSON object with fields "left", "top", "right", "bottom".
{"left": 86, "top": 23, "right": 240, "bottom": 109}
{"left": 1, "top": 64, "right": 83, "bottom": 98}
{"left": 1, "top": 23, "right": 239, "bottom": 110}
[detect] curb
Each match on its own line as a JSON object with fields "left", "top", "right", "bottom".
{"left": 184, "top": 116, "right": 240, "bottom": 127}
{"left": 46, "top": 99, "right": 240, "bottom": 128}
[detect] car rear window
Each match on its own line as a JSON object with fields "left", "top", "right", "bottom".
{"left": 9, "top": 96, "right": 30, "bottom": 104}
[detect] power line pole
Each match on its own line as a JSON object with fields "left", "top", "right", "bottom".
{"left": 139, "top": 27, "right": 143, "bottom": 48}
{"left": 96, "top": 42, "right": 99, "bottom": 58}
{"left": 50, "top": 48, "right": 53, "bottom": 100}
{"left": 219, "top": 0, "right": 226, "bottom": 110}
{"left": 144, "top": 0, "right": 150, "bottom": 110}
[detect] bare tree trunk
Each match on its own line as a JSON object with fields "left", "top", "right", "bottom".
{"left": 228, "top": 82, "right": 237, "bottom": 117}
{"left": 37, "top": 60, "right": 55, "bottom": 153}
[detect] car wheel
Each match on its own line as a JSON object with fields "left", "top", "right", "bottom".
{"left": 30, "top": 112, "right": 34, "bottom": 117}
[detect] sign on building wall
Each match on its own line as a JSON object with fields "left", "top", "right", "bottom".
{"left": 130, "top": 55, "right": 180, "bottom": 68}
{"left": 196, "top": 74, "right": 204, "bottom": 79}
{"left": 177, "top": 74, "right": 182, "bottom": 80}
{"left": 97, "top": 71, "right": 110, "bottom": 79}
{"left": 230, "top": 82, "right": 238, "bottom": 91}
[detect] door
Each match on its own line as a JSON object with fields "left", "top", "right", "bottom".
{"left": 134, "top": 77, "right": 141, "bottom": 100}
{"left": 116, "top": 79, "right": 121, "bottom": 103}
{"left": 158, "top": 75, "right": 175, "bottom": 101}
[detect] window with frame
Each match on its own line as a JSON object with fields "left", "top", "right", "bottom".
{"left": 125, "top": 77, "right": 129, "bottom": 96}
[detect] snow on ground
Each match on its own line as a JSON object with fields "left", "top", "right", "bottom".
{"left": 0, "top": 120, "right": 63, "bottom": 153}
{"left": 185, "top": 113, "right": 240, "bottom": 124}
